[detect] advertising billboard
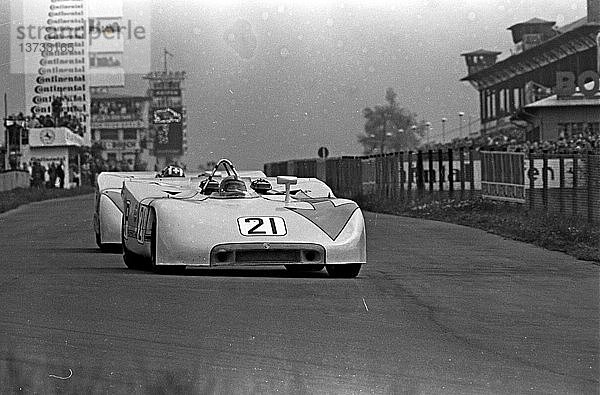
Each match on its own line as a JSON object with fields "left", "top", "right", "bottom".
{"left": 20, "top": 0, "right": 91, "bottom": 146}
{"left": 154, "top": 123, "right": 183, "bottom": 155}
{"left": 153, "top": 106, "right": 183, "bottom": 155}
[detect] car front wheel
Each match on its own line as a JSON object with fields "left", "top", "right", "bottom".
{"left": 325, "top": 263, "right": 361, "bottom": 278}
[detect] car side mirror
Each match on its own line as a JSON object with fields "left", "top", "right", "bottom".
{"left": 277, "top": 176, "right": 298, "bottom": 203}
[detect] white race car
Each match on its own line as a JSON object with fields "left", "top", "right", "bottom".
{"left": 93, "top": 167, "right": 266, "bottom": 250}
{"left": 94, "top": 171, "right": 156, "bottom": 249}
{"left": 120, "top": 159, "right": 366, "bottom": 277}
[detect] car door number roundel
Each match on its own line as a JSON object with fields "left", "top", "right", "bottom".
{"left": 237, "top": 217, "right": 287, "bottom": 236}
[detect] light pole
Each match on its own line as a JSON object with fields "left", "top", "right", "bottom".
{"left": 458, "top": 112, "right": 465, "bottom": 139}
{"left": 441, "top": 118, "right": 447, "bottom": 144}
{"left": 425, "top": 122, "right": 431, "bottom": 145}
{"left": 410, "top": 125, "right": 417, "bottom": 148}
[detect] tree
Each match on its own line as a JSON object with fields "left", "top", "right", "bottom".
{"left": 359, "top": 88, "right": 421, "bottom": 154}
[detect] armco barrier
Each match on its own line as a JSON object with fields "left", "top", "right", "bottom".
{"left": 264, "top": 148, "right": 479, "bottom": 201}
{"left": 0, "top": 171, "right": 30, "bottom": 192}
{"left": 264, "top": 150, "right": 600, "bottom": 223}
{"left": 526, "top": 153, "right": 600, "bottom": 223}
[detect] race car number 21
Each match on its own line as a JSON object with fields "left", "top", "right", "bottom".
{"left": 237, "top": 217, "right": 287, "bottom": 236}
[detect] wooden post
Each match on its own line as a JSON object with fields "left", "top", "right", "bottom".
{"left": 416, "top": 150, "right": 424, "bottom": 193}
{"left": 459, "top": 147, "right": 465, "bottom": 198}
{"left": 438, "top": 149, "right": 444, "bottom": 192}
{"left": 573, "top": 155, "right": 578, "bottom": 216}
{"left": 587, "top": 152, "right": 593, "bottom": 223}
{"left": 407, "top": 151, "right": 413, "bottom": 194}
{"left": 428, "top": 150, "right": 434, "bottom": 192}
{"left": 399, "top": 152, "right": 404, "bottom": 202}
{"left": 448, "top": 148, "right": 454, "bottom": 197}
{"left": 529, "top": 155, "right": 535, "bottom": 209}
{"left": 559, "top": 156, "right": 565, "bottom": 214}
{"left": 469, "top": 147, "right": 475, "bottom": 193}
{"left": 542, "top": 152, "right": 548, "bottom": 210}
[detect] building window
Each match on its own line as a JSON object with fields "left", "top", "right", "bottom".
{"left": 101, "top": 130, "right": 118, "bottom": 140}
{"left": 123, "top": 129, "right": 137, "bottom": 140}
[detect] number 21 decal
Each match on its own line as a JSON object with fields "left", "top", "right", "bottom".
{"left": 237, "top": 217, "right": 287, "bottom": 236}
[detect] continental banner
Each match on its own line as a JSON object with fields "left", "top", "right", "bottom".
{"left": 480, "top": 151, "right": 525, "bottom": 203}
{"left": 21, "top": 0, "right": 91, "bottom": 146}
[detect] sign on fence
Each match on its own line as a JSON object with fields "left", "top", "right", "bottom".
{"left": 480, "top": 151, "right": 525, "bottom": 203}
{"left": 524, "top": 158, "right": 586, "bottom": 188}
{"left": 399, "top": 160, "right": 482, "bottom": 190}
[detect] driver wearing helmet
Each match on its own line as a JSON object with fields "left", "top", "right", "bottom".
{"left": 219, "top": 175, "right": 247, "bottom": 197}
{"left": 157, "top": 165, "right": 185, "bottom": 178}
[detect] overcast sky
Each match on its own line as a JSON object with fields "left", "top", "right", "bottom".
{"left": 0, "top": 0, "right": 589, "bottom": 169}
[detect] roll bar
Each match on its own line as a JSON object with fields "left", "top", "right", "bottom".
{"left": 200, "top": 159, "right": 239, "bottom": 194}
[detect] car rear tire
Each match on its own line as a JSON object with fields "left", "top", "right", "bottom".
{"left": 96, "top": 231, "right": 118, "bottom": 252}
{"left": 95, "top": 231, "right": 102, "bottom": 248}
{"left": 150, "top": 213, "right": 185, "bottom": 275}
{"left": 326, "top": 263, "right": 361, "bottom": 278}
{"left": 285, "top": 264, "right": 325, "bottom": 272}
{"left": 123, "top": 247, "right": 148, "bottom": 270}
{"left": 122, "top": 233, "right": 148, "bottom": 270}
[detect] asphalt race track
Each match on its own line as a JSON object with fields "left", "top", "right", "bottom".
{"left": 0, "top": 195, "right": 598, "bottom": 394}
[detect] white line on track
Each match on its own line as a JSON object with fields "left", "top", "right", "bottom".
{"left": 362, "top": 297, "right": 369, "bottom": 312}
{"left": 49, "top": 369, "right": 72, "bottom": 380}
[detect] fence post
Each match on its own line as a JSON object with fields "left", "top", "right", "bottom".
{"left": 392, "top": 152, "right": 399, "bottom": 200}
{"left": 416, "top": 150, "right": 424, "bottom": 194}
{"left": 542, "top": 152, "right": 548, "bottom": 210}
{"left": 587, "top": 152, "right": 593, "bottom": 223}
{"left": 357, "top": 157, "right": 363, "bottom": 198}
{"left": 573, "top": 155, "right": 578, "bottom": 216}
{"left": 469, "top": 147, "right": 475, "bottom": 194}
{"left": 459, "top": 147, "right": 465, "bottom": 199}
{"left": 407, "top": 151, "right": 413, "bottom": 195}
{"left": 529, "top": 155, "right": 535, "bottom": 209}
{"left": 448, "top": 149, "right": 454, "bottom": 197}
{"left": 559, "top": 156, "right": 565, "bottom": 214}
{"left": 399, "top": 151, "right": 405, "bottom": 202}
{"left": 438, "top": 149, "right": 444, "bottom": 192}
{"left": 428, "top": 150, "right": 434, "bottom": 192}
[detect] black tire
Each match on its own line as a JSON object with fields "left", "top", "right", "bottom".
{"left": 122, "top": 233, "right": 148, "bottom": 270}
{"left": 325, "top": 263, "right": 361, "bottom": 278}
{"left": 97, "top": 232, "right": 121, "bottom": 253}
{"left": 150, "top": 212, "right": 185, "bottom": 275}
{"left": 123, "top": 247, "right": 148, "bottom": 270}
{"left": 95, "top": 231, "right": 102, "bottom": 249}
{"left": 285, "top": 264, "right": 325, "bottom": 272}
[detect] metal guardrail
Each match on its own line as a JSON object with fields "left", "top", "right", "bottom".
{"left": 265, "top": 150, "right": 600, "bottom": 223}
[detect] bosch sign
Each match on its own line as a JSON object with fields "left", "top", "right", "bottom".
{"left": 556, "top": 70, "right": 600, "bottom": 99}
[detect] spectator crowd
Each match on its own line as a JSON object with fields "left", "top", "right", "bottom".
{"left": 422, "top": 126, "right": 600, "bottom": 155}
{"left": 6, "top": 112, "right": 85, "bottom": 137}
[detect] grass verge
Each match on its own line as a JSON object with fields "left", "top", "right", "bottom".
{"left": 358, "top": 196, "right": 600, "bottom": 263}
{"left": 0, "top": 186, "right": 94, "bottom": 215}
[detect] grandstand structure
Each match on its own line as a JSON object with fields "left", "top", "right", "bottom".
{"left": 461, "top": 0, "right": 600, "bottom": 139}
